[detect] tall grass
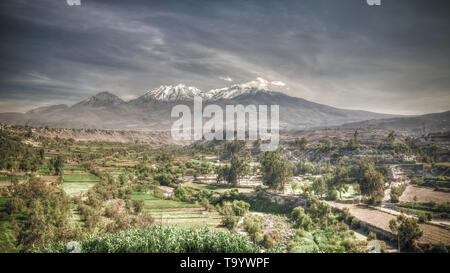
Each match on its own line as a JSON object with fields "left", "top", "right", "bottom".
{"left": 36, "top": 226, "right": 260, "bottom": 253}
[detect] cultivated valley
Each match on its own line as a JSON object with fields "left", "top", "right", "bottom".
{"left": 0, "top": 121, "right": 449, "bottom": 253}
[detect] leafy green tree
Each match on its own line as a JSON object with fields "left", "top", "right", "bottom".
{"left": 390, "top": 184, "right": 407, "bottom": 203}
{"left": 329, "top": 165, "right": 348, "bottom": 199}
{"left": 51, "top": 155, "right": 64, "bottom": 175}
{"left": 295, "top": 160, "right": 315, "bottom": 175}
{"left": 259, "top": 149, "right": 293, "bottom": 191}
{"left": 358, "top": 162, "right": 385, "bottom": 205}
{"left": 224, "top": 140, "right": 245, "bottom": 156}
{"left": 154, "top": 173, "right": 174, "bottom": 186}
{"left": 389, "top": 215, "right": 423, "bottom": 251}
{"left": 217, "top": 155, "right": 249, "bottom": 186}
{"left": 7, "top": 177, "right": 79, "bottom": 250}
{"left": 312, "top": 177, "right": 327, "bottom": 198}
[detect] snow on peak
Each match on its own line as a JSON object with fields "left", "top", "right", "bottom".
{"left": 139, "top": 78, "right": 286, "bottom": 102}
{"left": 143, "top": 84, "right": 202, "bottom": 101}
{"left": 205, "top": 78, "right": 286, "bottom": 100}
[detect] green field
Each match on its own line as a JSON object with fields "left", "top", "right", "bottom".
{"left": 59, "top": 182, "right": 98, "bottom": 195}
{"left": 0, "top": 176, "right": 27, "bottom": 182}
{"left": 60, "top": 173, "right": 100, "bottom": 195}
{"left": 63, "top": 166, "right": 86, "bottom": 171}
{"left": 130, "top": 192, "right": 159, "bottom": 200}
{"left": 144, "top": 199, "right": 201, "bottom": 210}
{"left": 184, "top": 181, "right": 233, "bottom": 193}
{"left": 137, "top": 194, "right": 221, "bottom": 228}
{"left": 63, "top": 173, "right": 100, "bottom": 182}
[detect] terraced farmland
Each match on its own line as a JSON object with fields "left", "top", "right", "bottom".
{"left": 60, "top": 173, "right": 100, "bottom": 195}
{"left": 132, "top": 192, "right": 222, "bottom": 229}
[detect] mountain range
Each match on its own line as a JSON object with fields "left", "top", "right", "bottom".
{"left": 0, "top": 78, "right": 448, "bottom": 134}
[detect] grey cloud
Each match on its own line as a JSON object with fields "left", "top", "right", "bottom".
{"left": 0, "top": 0, "right": 449, "bottom": 114}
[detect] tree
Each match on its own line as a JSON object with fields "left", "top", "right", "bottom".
{"left": 389, "top": 215, "right": 423, "bottom": 251}
{"left": 154, "top": 173, "right": 174, "bottom": 186}
{"left": 386, "top": 131, "right": 397, "bottom": 146}
{"left": 7, "top": 177, "right": 79, "bottom": 250}
{"left": 358, "top": 162, "right": 385, "bottom": 205}
{"left": 295, "top": 160, "right": 315, "bottom": 175}
{"left": 353, "top": 129, "right": 359, "bottom": 144}
{"left": 312, "top": 177, "right": 327, "bottom": 198}
{"left": 39, "top": 148, "right": 45, "bottom": 160}
{"left": 224, "top": 140, "right": 245, "bottom": 156}
{"left": 294, "top": 137, "right": 307, "bottom": 150}
{"left": 252, "top": 139, "right": 261, "bottom": 153}
{"left": 217, "top": 155, "right": 249, "bottom": 186}
{"left": 390, "top": 184, "right": 407, "bottom": 203}
{"left": 132, "top": 200, "right": 145, "bottom": 214}
{"left": 329, "top": 165, "right": 348, "bottom": 199}
{"left": 219, "top": 202, "right": 239, "bottom": 231}
{"left": 52, "top": 155, "right": 64, "bottom": 175}
{"left": 259, "top": 149, "right": 293, "bottom": 191}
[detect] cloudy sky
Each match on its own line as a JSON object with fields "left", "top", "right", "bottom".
{"left": 0, "top": 0, "right": 449, "bottom": 114}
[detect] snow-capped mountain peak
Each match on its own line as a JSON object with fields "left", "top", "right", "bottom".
{"left": 134, "top": 78, "right": 286, "bottom": 102}
{"left": 204, "top": 77, "right": 280, "bottom": 100}
{"left": 141, "top": 84, "right": 202, "bottom": 102}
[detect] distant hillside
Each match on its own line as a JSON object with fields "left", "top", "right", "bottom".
{"left": 335, "top": 111, "right": 450, "bottom": 135}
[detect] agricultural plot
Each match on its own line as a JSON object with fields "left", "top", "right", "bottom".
{"left": 63, "top": 165, "right": 86, "bottom": 171}
{"left": 400, "top": 185, "right": 450, "bottom": 204}
{"left": 184, "top": 181, "right": 233, "bottom": 193}
{"left": 60, "top": 173, "right": 100, "bottom": 195}
{"left": 0, "top": 175, "right": 27, "bottom": 182}
{"left": 133, "top": 193, "right": 222, "bottom": 228}
{"left": 184, "top": 181, "right": 257, "bottom": 194}
{"left": 396, "top": 202, "right": 450, "bottom": 219}
{"left": 328, "top": 201, "right": 450, "bottom": 246}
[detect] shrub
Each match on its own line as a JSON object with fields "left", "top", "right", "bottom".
{"left": 350, "top": 217, "right": 360, "bottom": 229}
{"left": 154, "top": 173, "right": 174, "bottom": 186}
{"left": 262, "top": 234, "right": 275, "bottom": 249}
{"left": 219, "top": 203, "right": 239, "bottom": 231}
{"left": 132, "top": 200, "right": 145, "bottom": 214}
{"left": 326, "top": 189, "right": 339, "bottom": 201}
{"left": 390, "top": 184, "right": 407, "bottom": 203}
{"left": 243, "top": 214, "right": 262, "bottom": 242}
{"left": 231, "top": 200, "right": 250, "bottom": 216}
{"left": 200, "top": 198, "right": 212, "bottom": 212}
{"left": 291, "top": 207, "right": 313, "bottom": 231}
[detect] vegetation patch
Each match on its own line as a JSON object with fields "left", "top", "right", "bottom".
{"left": 63, "top": 173, "right": 100, "bottom": 182}
{"left": 36, "top": 226, "right": 260, "bottom": 253}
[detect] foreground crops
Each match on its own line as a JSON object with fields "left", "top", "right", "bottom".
{"left": 37, "top": 226, "right": 260, "bottom": 253}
